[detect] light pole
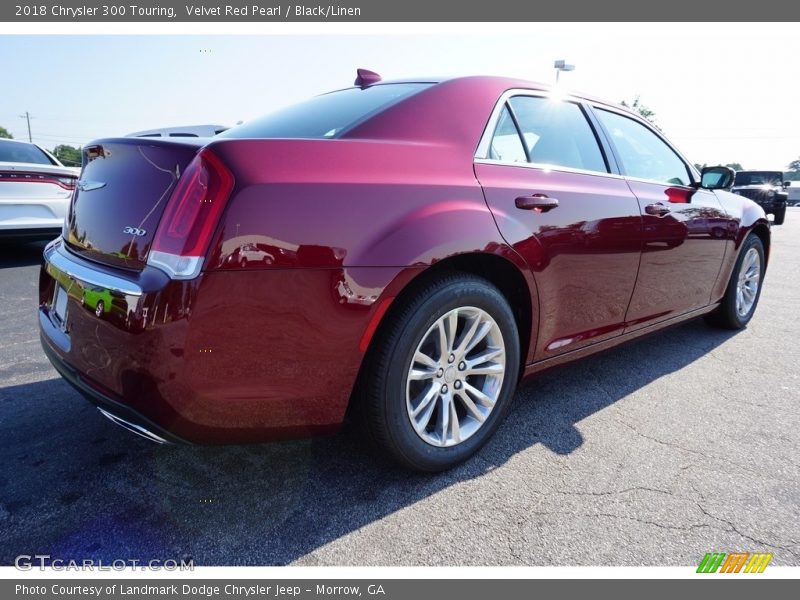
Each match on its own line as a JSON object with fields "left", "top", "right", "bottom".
{"left": 554, "top": 60, "right": 575, "bottom": 84}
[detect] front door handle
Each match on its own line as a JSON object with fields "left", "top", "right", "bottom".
{"left": 515, "top": 194, "right": 559, "bottom": 212}
{"left": 645, "top": 202, "right": 671, "bottom": 216}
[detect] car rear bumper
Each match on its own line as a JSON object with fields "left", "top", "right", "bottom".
{"left": 38, "top": 238, "right": 408, "bottom": 444}
{"left": 0, "top": 195, "right": 69, "bottom": 229}
{"left": 0, "top": 226, "right": 61, "bottom": 241}
{"left": 39, "top": 335, "right": 191, "bottom": 445}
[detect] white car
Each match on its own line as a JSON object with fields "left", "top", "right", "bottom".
{"left": 126, "top": 124, "right": 228, "bottom": 138}
{"left": 0, "top": 139, "right": 79, "bottom": 241}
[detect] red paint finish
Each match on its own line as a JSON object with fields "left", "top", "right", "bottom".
{"left": 359, "top": 297, "right": 394, "bottom": 353}
{"left": 475, "top": 163, "right": 642, "bottom": 358}
{"left": 40, "top": 239, "right": 422, "bottom": 443}
{"left": 623, "top": 182, "right": 730, "bottom": 328}
{"left": 38, "top": 76, "right": 770, "bottom": 445}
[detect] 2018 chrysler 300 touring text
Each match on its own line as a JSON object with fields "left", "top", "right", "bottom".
{"left": 39, "top": 72, "right": 770, "bottom": 471}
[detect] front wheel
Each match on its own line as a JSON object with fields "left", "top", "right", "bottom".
{"left": 359, "top": 274, "right": 521, "bottom": 472}
{"left": 705, "top": 233, "right": 765, "bottom": 329}
{"left": 772, "top": 206, "right": 786, "bottom": 226}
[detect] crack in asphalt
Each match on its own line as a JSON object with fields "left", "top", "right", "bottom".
{"left": 609, "top": 416, "right": 797, "bottom": 483}
{"left": 694, "top": 502, "right": 800, "bottom": 559}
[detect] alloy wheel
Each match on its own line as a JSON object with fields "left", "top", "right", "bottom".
{"left": 735, "top": 247, "right": 761, "bottom": 317}
{"left": 405, "top": 306, "right": 506, "bottom": 447}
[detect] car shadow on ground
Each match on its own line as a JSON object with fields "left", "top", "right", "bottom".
{"left": 0, "top": 319, "right": 739, "bottom": 565}
{"left": 0, "top": 240, "right": 48, "bottom": 269}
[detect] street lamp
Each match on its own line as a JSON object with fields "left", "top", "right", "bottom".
{"left": 554, "top": 60, "right": 575, "bottom": 84}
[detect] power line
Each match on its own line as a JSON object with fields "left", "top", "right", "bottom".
{"left": 34, "top": 134, "right": 94, "bottom": 143}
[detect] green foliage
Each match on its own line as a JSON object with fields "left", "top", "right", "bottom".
{"left": 51, "top": 144, "right": 82, "bottom": 167}
{"left": 0, "top": 126, "right": 13, "bottom": 139}
{"left": 786, "top": 157, "right": 800, "bottom": 181}
{"left": 724, "top": 162, "right": 743, "bottom": 171}
{"left": 621, "top": 96, "right": 658, "bottom": 125}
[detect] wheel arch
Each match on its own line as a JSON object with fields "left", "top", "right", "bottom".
{"left": 359, "top": 250, "right": 537, "bottom": 381}
{"left": 748, "top": 220, "right": 771, "bottom": 271}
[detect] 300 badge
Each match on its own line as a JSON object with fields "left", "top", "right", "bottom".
{"left": 122, "top": 226, "right": 146, "bottom": 237}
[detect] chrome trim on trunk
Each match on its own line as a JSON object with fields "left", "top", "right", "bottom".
{"left": 44, "top": 239, "right": 143, "bottom": 297}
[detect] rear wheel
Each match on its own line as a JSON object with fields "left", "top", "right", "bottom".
{"left": 359, "top": 274, "right": 520, "bottom": 472}
{"left": 705, "top": 233, "right": 765, "bottom": 329}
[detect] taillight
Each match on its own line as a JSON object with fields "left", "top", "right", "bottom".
{"left": 0, "top": 171, "right": 76, "bottom": 190}
{"left": 147, "top": 148, "right": 233, "bottom": 279}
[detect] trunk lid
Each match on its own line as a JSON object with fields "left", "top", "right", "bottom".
{"left": 65, "top": 138, "right": 203, "bottom": 270}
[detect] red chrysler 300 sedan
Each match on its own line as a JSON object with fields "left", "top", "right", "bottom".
{"left": 39, "top": 73, "right": 770, "bottom": 471}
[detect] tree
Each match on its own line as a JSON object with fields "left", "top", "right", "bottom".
{"left": 51, "top": 144, "right": 81, "bottom": 167}
{"left": 724, "top": 163, "right": 743, "bottom": 171}
{"left": 0, "top": 126, "right": 13, "bottom": 139}
{"left": 787, "top": 157, "right": 800, "bottom": 181}
{"left": 621, "top": 96, "right": 658, "bottom": 127}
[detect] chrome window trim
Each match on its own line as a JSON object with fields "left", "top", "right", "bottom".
{"left": 588, "top": 103, "right": 701, "bottom": 186}
{"left": 620, "top": 174, "right": 695, "bottom": 189}
{"left": 474, "top": 157, "right": 624, "bottom": 180}
{"left": 474, "top": 88, "right": 613, "bottom": 177}
{"left": 44, "top": 240, "right": 143, "bottom": 297}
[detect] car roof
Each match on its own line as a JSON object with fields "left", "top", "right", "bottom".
{"left": 375, "top": 75, "right": 633, "bottom": 113}
{"left": 340, "top": 75, "right": 638, "bottom": 151}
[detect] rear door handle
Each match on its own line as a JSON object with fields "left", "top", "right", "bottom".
{"left": 515, "top": 194, "right": 559, "bottom": 212}
{"left": 645, "top": 202, "right": 671, "bottom": 216}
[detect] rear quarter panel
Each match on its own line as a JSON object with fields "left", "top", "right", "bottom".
{"left": 188, "top": 138, "right": 536, "bottom": 429}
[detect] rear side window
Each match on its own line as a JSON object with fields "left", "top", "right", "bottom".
{"left": 0, "top": 140, "right": 54, "bottom": 165}
{"left": 595, "top": 109, "right": 690, "bottom": 186}
{"left": 498, "top": 96, "right": 608, "bottom": 173}
{"left": 488, "top": 107, "right": 527, "bottom": 163}
{"left": 220, "top": 83, "right": 432, "bottom": 140}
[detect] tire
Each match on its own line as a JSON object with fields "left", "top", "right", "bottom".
{"left": 705, "top": 233, "right": 765, "bottom": 330}
{"left": 358, "top": 273, "right": 521, "bottom": 472}
{"left": 773, "top": 206, "right": 786, "bottom": 225}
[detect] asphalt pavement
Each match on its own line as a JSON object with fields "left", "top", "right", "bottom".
{"left": 1, "top": 211, "right": 798, "bottom": 566}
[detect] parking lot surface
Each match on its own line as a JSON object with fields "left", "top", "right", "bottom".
{"left": 1, "top": 211, "right": 798, "bottom": 566}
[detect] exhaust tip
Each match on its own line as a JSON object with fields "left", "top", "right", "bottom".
{"left": 97, "top": 407, "right": 169, "bottom": 445}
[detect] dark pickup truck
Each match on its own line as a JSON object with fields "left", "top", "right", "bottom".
{"left": 731, "top": 170, "right": 789, "bottom": 225}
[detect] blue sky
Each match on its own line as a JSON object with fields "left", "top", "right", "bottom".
{"left": 1, "top": 26, "right": 798, "bottom": 169}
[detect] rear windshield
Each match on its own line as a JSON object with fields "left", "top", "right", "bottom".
{"left": 219, "top": 83, "right": 432, "bottom": 140}
{"left": 734, "top": 171, "right": 783, "bottom": 186}
{"left": 0, "top": 140, "right": 55, "bottom": 165}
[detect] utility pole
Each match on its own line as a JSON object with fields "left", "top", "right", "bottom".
{"left": 19, "top": 111, "right": 33, "bottom": 142}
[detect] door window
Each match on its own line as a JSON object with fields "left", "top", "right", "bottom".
{"left": 501, "top": 96, "right": 608, "bottom": 174}
{"left": 595, "top": 109, "right": 691, "bottom": 186}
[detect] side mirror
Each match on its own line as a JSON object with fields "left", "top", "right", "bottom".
{"left": 700, "top": 166, "right": 735, "bottom": 190}
{"left": 784, "top": 181, "right": 791, "bottom": 188}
